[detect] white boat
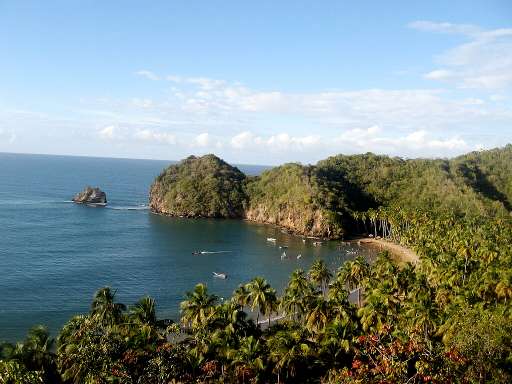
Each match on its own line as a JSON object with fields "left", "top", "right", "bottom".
{"left": 297, "top": 254, "right": 302, "bottom": 259}
{"left": 86, "top": 202, "right": 107, "bottom": 207}
{"left": 279, "top": 245, "right": 288, "bottom": 249}
{"left": 213, "top": 272, "right": 227, "bottom": 279}
{"left": 267, "top": 237, "right": 277, "bottom": 242}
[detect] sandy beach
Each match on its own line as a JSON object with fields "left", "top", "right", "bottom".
{"left": 354, "top": 238, "right": 419, "bottom": 264}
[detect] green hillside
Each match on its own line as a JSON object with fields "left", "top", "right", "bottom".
{"left": 149, "top": 154, "right": 248, "bottom": 218}
{"left": 149, "top": 147, "right": 512, "bottom": 237}
{"left": 245, "top": 163, "right": 347, "bottom": 238}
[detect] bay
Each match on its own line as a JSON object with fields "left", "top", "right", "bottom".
{"left": 0, "top": 153, "right": 376, "bottom": 341}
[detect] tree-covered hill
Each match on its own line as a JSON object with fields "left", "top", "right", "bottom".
{"left": 149, "top": 146, "right": 512, "bottom": 236}
{"left": 245, "top": 163, "right": 347, "bottom": 238}
{"left": 451, "top": 144, "right": 512, "bottom": 212}
{"left": 149, "top": 154, "right": 248, "bottom": 218}
{"left": 316, "top": 150, "right": 510, "bottom": 219}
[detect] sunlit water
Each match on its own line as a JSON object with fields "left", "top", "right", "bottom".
{"left": 0, "top": 153, "right": 377, "bottom": 341}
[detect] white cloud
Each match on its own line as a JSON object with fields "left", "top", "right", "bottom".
{"left": 131, "top": 98, "right": 154, "bottom": 108}
{"left": 135, "top": 70, "right": 160, "bottom": 81}
{"left": 265, "top": 133, "right": 321, "bottom": 150}
{"left": 98, "top": 125, "right": 117, "bottom": 140}
{"left": 227, "top": 126, "right": 473, "bottom": 160}
{"left": 424, "top": 69, "right": 453, "bottom": 80}
{"left": 408, "top": 21, "right": 481, "bottom": 36}
{"left": 235, "top": 132, "right": 306, "bottom": 151}
{"left": 187, "top": 77, "right": 226, "bottom": 90}
{"left": 411, "top": 21, "right": 512, "bottom": 90}
{"left": 0, "top": 128, "right": 16, "bottom": 144}
{"left": 82, "top": 71, "right": 510, "bottom": 161}
{"left": 231, "top": 131, "right": 254, "bottom": 149}
{"left": 230, "top": 131, "right": 321, "bottom": 151}
{"left": 193, "top": 132, "right": 210, "bottom": 147}
{"left": 133, "top": 129, "right": 176, "bottom": 145}
{"left": 166, "top": 75, "right": 182, "bottom": 83}
{"left": 337, "top": 126, "right": 471, "bottom": 154}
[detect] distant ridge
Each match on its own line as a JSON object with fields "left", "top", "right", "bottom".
{"left": 149, "top": 144, "right": 512, "bottom": 238}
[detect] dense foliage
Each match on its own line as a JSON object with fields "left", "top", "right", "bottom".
{"left": 2, "top": 146, "right": 512, "bottom": 383}
{"left": 316, "top": 149, "right": 511, "bottom": 219}
{"left": 150, "top": 146, "right": 512, "bottom": 236}
{"left": 149, "top": 154, "right": 248, "bottom": 218}
{"left": 245, "top": 163, "right": 347, "bottom": 238}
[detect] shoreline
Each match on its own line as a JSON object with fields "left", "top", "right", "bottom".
{"left": 352, "top": 237, "right": 419, "bottom": 264}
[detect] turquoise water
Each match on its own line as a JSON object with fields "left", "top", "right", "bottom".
{"left": 0, "top": 153, "right": 376, "bottom": 342}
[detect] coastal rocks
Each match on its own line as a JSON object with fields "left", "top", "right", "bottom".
{"left": 245, "top": 204, "right": 341, "bottom": 239}
{"left": 244, "top": 162, "right": 345, "bottom": 239}
{"left": 72, "top": 186, "right": 107, "bottom": 206}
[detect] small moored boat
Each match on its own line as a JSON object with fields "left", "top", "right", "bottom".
{"left": 267, "top": 237, "right": 277, "bottom": 242}
{"left": 213, "top": 272, "right": 227, "bottom": 279}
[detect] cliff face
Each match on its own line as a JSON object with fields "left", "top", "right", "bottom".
{"left": 245, "top": 204, "right": 342, "bottom": 238}
{"left": 245, "top": 163, "right": 345, "bottom": 238}
{"left": 149, "top": 155, "right": 248, "bottom": 218}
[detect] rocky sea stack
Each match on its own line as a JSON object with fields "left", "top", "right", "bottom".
{"left": 149, "top": 154, "right": 248, "bottom": 218}
{"left": 73, "top": 186, "right": 107, "bottom": 205}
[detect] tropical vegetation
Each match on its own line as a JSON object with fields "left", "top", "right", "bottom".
{"left": 2, "top": 145, "right": 512, "bottom": 382}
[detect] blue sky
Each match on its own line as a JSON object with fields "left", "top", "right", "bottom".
{"left": 1, "top": 1, "right": 511, "bottom": 164}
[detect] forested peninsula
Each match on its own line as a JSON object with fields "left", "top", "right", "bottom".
{"left": 149, "top": 146, "right": 512, "bottom": 238}
{"left": 2, "top": 145, "right": 512, "bottom": 383}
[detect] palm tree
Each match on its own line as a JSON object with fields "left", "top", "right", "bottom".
{"left": 7, "top": 325, "right": 59, "bottom": 382}
{"left": 130, "top": 296, "right": 157, "bottom": 325}
{"left": 268, "top": 329, "right": 311, "bottom": 383}
{"left": 337, "top": 256, "right": 369, "bottom": 307}
{"left": 245, "top": 277, "right": 276, "bottom": 325}
{"left": 232, "top": 283, "right": 250, "bottom": 308}
{"left": 180, "top": 283, "right": 218, "bottom": 329}
{"left": 357, "top": 287, "right": 398, "bottom": 333}
{"left": 495, "top": 272, "right": 512, "bottom": 304}
{"left": 309, "top": 259, "right": 332, "bottom": 296}
{"left": 230, "top": 336, "right": 265, "bottom": 383}
{"left": 319, "top": 318, "right": 354, "bottom": 366}
{"left": 281, "top": 270, "right": 314, "bottom": 321}
{"left": 288, "top": 269, "right": 313, "bottom": 293}
{"left": 265, "top": 292, "right": 279, "bottom": 327}
{"left": 90, "top": 287, "right": 126, "bottom": 326}
{"left": 305, "top": 296, "right": 332, "bottom": 333}
{"left": 367, "top": 208, "right": 378, "bottom": 238}
{"left": 129, "top": 296, "right": 161, "bottom": 344}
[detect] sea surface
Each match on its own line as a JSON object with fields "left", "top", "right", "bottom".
{"left": 0, "top": 153, "right": 377, "bottom": 342}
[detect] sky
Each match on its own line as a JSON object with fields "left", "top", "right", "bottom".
{"left": 1, "top": 1, "right": 511, "bottom": 165}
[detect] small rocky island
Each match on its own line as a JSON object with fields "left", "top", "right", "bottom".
{"left": 72, "top": 186, "right": 107, "bottom": 206}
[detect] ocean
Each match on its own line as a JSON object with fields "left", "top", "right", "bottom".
{"left": 0, "top": 153, "right": 376, "bottom": 342}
